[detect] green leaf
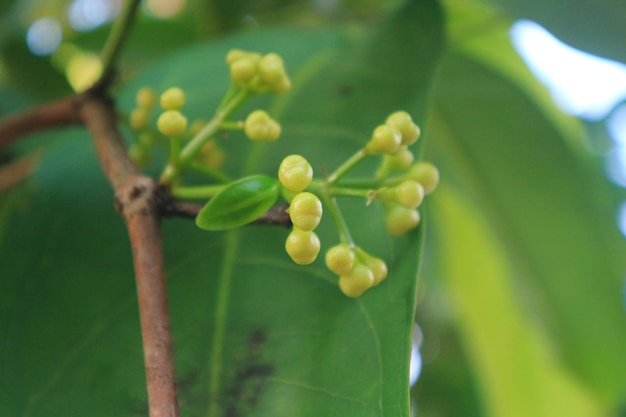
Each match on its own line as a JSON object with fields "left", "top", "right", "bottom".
{"left": 429, "top": 48, "right": 626, "bottom": 409}
{"left": 0, "top": 2, "right": 444, "bottom": 417}
{"left": 195, "top": 175, "right": 280, "bottom": 230}
{"left": 433, "top": 185, "right": 606, "bottom": 417}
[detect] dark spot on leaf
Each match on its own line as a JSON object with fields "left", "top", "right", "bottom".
{"left": 224, "top": 329, "right": 274, "bottom": 417}
{"left": 336, "top": 83, "right": 352, "bottom": 96}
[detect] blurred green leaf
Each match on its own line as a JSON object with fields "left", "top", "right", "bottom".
{"left": 196, "top": 175, "right": 279, "bottom": 230}
{"left": 0, "top": 2, "right": 444, "bottom": 416}
{"left": 433, "top": 185, "right": 607, "bottom": 417}
{"left": 430, "top": 49, "right": 626, "bottom": 407}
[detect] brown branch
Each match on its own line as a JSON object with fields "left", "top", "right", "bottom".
{"left": 156, "top": 187, "right": 292, "bottom": 227}
{"left": 0, "top": 95, "right": 82, "bottom": 150}
{"left": 81, "top": 96, "right": 180, "bottom": 417}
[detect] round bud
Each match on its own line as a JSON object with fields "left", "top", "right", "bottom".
{"left": 278, "top": 154, "right": 313, "bottom": 192}
{"left": 354, "top": 247, "right": 388, "bottom": 286}
{"left": 407, "top": 161, "right": 440, "bottom": 193}
{"left": 339, "top": 264, "right": 374, "bottom": 298}
{"left": 160, "top": 87, "right": 185, "bottom": 110}
{"left": 364, "top": 257, "right": 387, "bottom": 286}
{"left": 157, "top": 110, "right": 188, "bottom": 137}
{"left": 128, "top": 144, "right": 148, "bottom": 166}
{"left": 285, "top": 228, "right": 320, "bottom": 265}
{"left": 136, "top": 87, "right": 156, "bottom": 109}
{"left": 386, "top": 204, "right": 420, "bottom": 236}
{"left": 289, "top": 192, "right": 323, "bottom": 231}
{"left": 365, "top": 124, "right": 402, "bottom": 154}
{"left": 230, "top": 56, "right": 258, "bottom": 84}
{"left": 386, "top": 111, "right": 420, "bottom": 146}
{"left": 244, "top": 110, "right": 281, "bottom": 141}
{"left": 325, "top": 244, "right": 355, "bottom": 275}
{"left": 386, "top": 146, "right": 414, "bottom": 170}
{"left": 129, "top": 108, "right": 149, "bottom": 130}
{"left": 395, "top": 179, "right": 424, "bottom": 209}
{"left": 259, "top": 53, "right": 286, "bottom": 85}
{"left": 226, "top": 49, "right": 248, "bottom": 65}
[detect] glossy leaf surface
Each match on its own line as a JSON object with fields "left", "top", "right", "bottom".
{"left": 196, "top": 175, "right": 279, "bottom": 231}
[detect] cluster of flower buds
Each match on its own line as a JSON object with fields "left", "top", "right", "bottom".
{"left": 325, "top": 244, "right": 388, "bottom": 298}
{"left": 244, "top": 110, "right": 281, "bottom": 141}
{"left": 226, "top": 50, "right": 291, "bottom": 94}
{"left": 278, "top": 155, "right": 323, "bottom": 265}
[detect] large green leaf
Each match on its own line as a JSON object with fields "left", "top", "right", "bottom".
{"left": 0, "top": 1, "right": 444, "bottom": 416}
{"left": 429, "top": 48, "right": 626, "bottom": 411}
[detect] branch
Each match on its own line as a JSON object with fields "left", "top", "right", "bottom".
{"left": 155, "top": 187, "right": 292, "bottom": 227}
{"left": 0, "top": 95, "right": 81, "bottom": 150}
{"left": 81, "top": 96, "right": 180, "bottom": 417}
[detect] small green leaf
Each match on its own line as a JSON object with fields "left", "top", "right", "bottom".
{"left": 196, "top": 175, "right": 280, "bottom": 231}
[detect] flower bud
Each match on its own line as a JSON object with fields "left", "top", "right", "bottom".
{"left": 289, "top": 192, "right": 323, "bottom": 231}
{"left": 386, "top": 204, "right": 420, "bottom": 236}
{"left": 339, "top": 264, "right": 374, "bottom": 298}
{"left": 385, "top": 111, "right": 420, "bottom": 146}
{"left": 325, "top": 244, "right": 355, "bottom": 275}
{"left": 157, "top": 110, "right": 187, "bottom": 137}
{"left": 365, "top": 124, "right": 402, "bottom": 154}
{"left": 160, "top": 87, "right": 185, "bottom": 110}
{"left": 278, "top": 154, "right": 313, "bottom": 192}
{"left": 407, "top": 161, "right": 440, "bottom": 193}
{"left": 285, "top": 228, "right": 320, "bottom": 265}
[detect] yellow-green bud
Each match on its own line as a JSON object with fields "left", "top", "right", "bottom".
{"left": 376, "top": 179, "right": 424, "bottom": 209}
{"left": 339, "top": 264, "right": 374, "bottom": 298}
{"left": 365, "top": 124, "right": 402, "bottom": 154}
{"left": 258, "top": 53, "right": 291, "bottom": 93}
{"left": 354, "top": 247, "right": 388, "bottom": 286}
{"left": 386, "top": 204, "right": 420, "bottom": 236}
{"left": 157, "top": 110, "right": 187, "bottom": 137}
{"left": 129, "top": 108, "right": 149, "bottom": 130}
{"left": 278, "top": 154, "right": 313, "bottom": 192}
{"left": 244, "top": 110, "right": 281, "bottom": 141}
{"left": 136, "top": 87, "right": 156, "bottom": 109}
{"left": 229, "top": 55, "right": 259, "bottom": 84}
{"left": 285, "top": 228, "right": 320, "bottom": 265}
{"left": 160, "top": 87, "right": 185, "bottom": 111}
{"left": 386, "top": 146, "right": 414, "bottom": 170}
{"left": 407, "top": 161, "right": 440, "bottom": 193}
{"left": 289, "top": 192, "right": 323, "bottom": 231}
{"left": 226, "top": 49, "right": 248, "bottom": 65}
{"left": 385, "top": 111, "right": 420, "bottom": 146}
{"left": 325, "top": 244, "right": 355, "bottom": 275}
{"left": 394, "top": 179, "right": 424, "bottom": 209}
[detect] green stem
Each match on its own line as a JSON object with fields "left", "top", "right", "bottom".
{"left": 327, "top": 150, "right": 367, "bottom": 184}
{"left": 219, "top": 121, "right": 243, "bottom": 130}
{"left": 98, "top": 0, "right": 142, "bottom": 84}
{"left": 169, "top": 136, "right": 182, "bottom": 165}
{"left": 170, "top": 185, "right": 225, "bottom": 200}
{"left": 189, "top": 163, "right": 233, "bottom": 183}
{"left": 328, "top": 186, "right": 370, "bottom": 199}
{"left": 323, "top": 195, "right": 354, "bottom": 246}
{"left": 160, "top": 89, "right": 251, "bottom": 184}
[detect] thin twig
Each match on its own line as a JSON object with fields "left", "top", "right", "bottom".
{"left": 0, "top": 95, "right": 81, "bottom": 151}
{"left": 81, "top": 96, "right": 180, "bottom": 417}
{"left": 97, "top": 0, "right": 142, "bottom": 87}
{"left": 155, "top": 186, "right": 292, "bottom": 227}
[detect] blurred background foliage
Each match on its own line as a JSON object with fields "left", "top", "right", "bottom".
{"left": 1, "top": 0, "right": 625, "bottom": 416}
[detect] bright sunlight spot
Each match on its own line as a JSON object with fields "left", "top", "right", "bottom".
{"left": 145, "top": 0, "right": 186, "bottom": 19}
{"left": 410, "top": 323, "right": 423, "bottom": 386}
{"left": 68, "top": 0, "right": 122, "bottom": 32}
{"left": 511, "top": 20, "right": 626, "bottom": 121}
{"left": 26, "top": 17, "right": 63, "bottom": 56}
